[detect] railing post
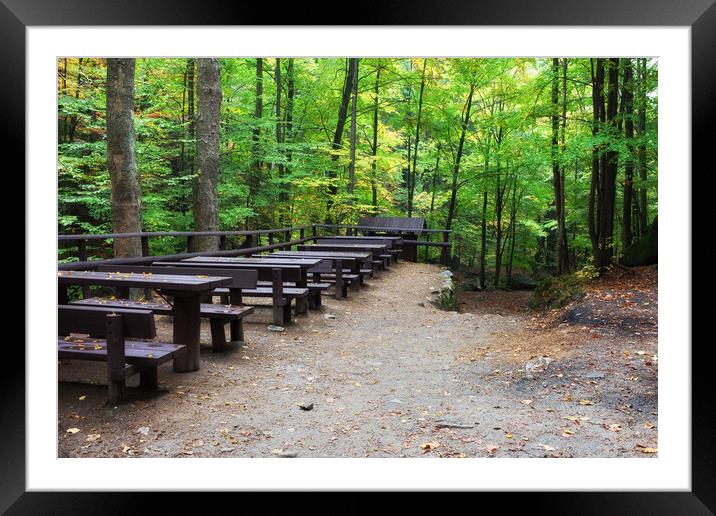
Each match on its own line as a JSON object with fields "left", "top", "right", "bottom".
{"left": 77, "top": 239, "right": 90, "bottom": 298}
{"left": 219, "top": 235, "right": 227, "bottom": 250}
{"left": 312, "top": 225, "right": 317, "bottom": 238}
{"left": 300, "top": 227, "right": 305, "bottom": 240}
{"left": 141, "top": 235, "right": 151, "bottom": 300}
{"left": 285, "top": 229, "right": 291, "bottom": 242}
{"left": 187, "top": 235, "right": 194, "bottom": 253}
{"left": 268, "top": 232, "right": 274, "bottom": 245}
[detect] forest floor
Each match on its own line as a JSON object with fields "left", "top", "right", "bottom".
{"left": 57, "top": 263, "right": 658, "bottom": 458}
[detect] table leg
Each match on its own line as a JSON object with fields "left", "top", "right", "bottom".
{"left": 172, "top": 294, "right": 202, "bottom": 372}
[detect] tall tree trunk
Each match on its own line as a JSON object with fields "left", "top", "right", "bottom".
{"left": 479, "top": 189, "right": 488, "bottom": 290}
{"left": 551, "top": 58, "right": 569, "bottom": 274}
{"left": 370, "top": 66, "right": 381, "bottom": 210}
{"left": 408, "top": 59, "right": 427, "bottom": 217}
{"left": 106, "top": 58, "right": 142, "bottom": 257}
{"left": 326, "top": 58, "right": 357, "bottom": 223}
{"left": 637, "top": 58, "right": 648, "bottom": 234}
{"left": 347, "top": 58, "right": 359, "bottom": 205}
{"left": 621, "top": 59, "right": 635, "bottom": 249}
{"left": 596, "top": 58, "right": 620, "bottom": 270}
{"left": 275, "top": 58, "right": 287, "bottom": 226}
{"left": 445, "top": 84, "right": 475, "bottom": 231}
{"left": 588, "top": 58, "right": 605, "bottom": 261}
{"left": 184, "top": 58, "right": 195, "bottom": 216}
{"left": 192, "top": 58, "right": 222, "bottom": 251}
{"left": 284, "top": 58, "right": 295, "bottom": 226}
{"left": 247, "top": 58, "right": 263, "bottom": 229}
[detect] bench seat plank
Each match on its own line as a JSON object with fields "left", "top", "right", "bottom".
{"left": 71, "top": 297, "right": 255, "bottom": 320}
{"left": 58, "top": 338, "right": 184, "bottom": 367}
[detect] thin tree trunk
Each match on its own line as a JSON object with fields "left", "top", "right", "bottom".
{"left": 326, "top": 58, "right": 357, "bottom": 223}
{"left": 445, "top": 84, "right": 475, "bottom": 231}
{"left": 589, "top": 58, "right": 604, "bottom": 261}
{"left": 247, "top": 58, "right": 263, "bottom": 229}
{"left": 596, "top": 58, "right": 620, "bottom": 270}
{"left": 480, "top": 189, "right": 488, "bottom": 290}
{"left": 370, "top": 66, "right": 380, "bottom": 210}
{"left": 284, "top": 58, "right": 295, "bottom": 226}
{"left": 622, "top": 59, "right": 635, "bottom": 249}
{"left": 408, "top": 59, "right": 427, "bottom": 217}
{"left": 347, "top": 58, "right": 359, "bottom": 205}
{"left": 192, "top": 58, "right": 222, "bottom": 251}
{"left": 637, "top": 58, "right": 648, "bottom": 233}
{"left": 106, "top": 58, "right": 142, "bottom": 257}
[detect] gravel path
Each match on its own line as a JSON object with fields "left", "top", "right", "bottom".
{"left": 58, "top": 262, "right": 657, "bottom": 458}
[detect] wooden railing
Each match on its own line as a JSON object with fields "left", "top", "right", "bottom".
{"left": 58, "top": 222, "right": 452, "bottom": 269}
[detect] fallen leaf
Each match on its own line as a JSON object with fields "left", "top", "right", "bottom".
{"left": 420, "top": 441, "right": 441, "bottom": 452}
{"left": 85, "top": 433, "right": 101, "bottom": 442}
{"left": 78, "top": 396, "right": 86, "bottom": 401}
{"left": 66, "top": 428, "right": 80, "bottom": 434}
{"left": 578, "top": 399, "right": 593, "bottom": 406}
{"left": 644, "top": 421, "right": 655, "bottom": 429}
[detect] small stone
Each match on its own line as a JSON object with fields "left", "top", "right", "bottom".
{"left": 272, "top": 449, "right": 298, "bottom": 458}
{"left": 267, "top": 325, "right": 285, "bottom": 332}
{"left": 135, "top": 426, "right": 150, "bottom": 436}
{"left": 388, "top": 398, "right": 404, "bottom": 405}
{"left": 323, "top": 313, "right": 337, "bottom": 320}
{"left": 297, "top": 401, "right": 314, "bottom": 411}
{"left": 220, "top": 447, "right": 234, "bottom": 453}
{"left": 435, "top": 420, "right": 475, "bottom": 429}
{"left": 417, "top": 302, "right": 425, "bottom": 307}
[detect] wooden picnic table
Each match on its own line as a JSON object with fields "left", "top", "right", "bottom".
{"left": 180, "top": 256, "right": 324, "bottom": 288}
{"left": 58, "top": 270, "right": 232, "bottom": 372}
{"left": 256, "top": 250, "right": 371, "bottom": 273}
{"left": 317, "top": 235, "right": 403, "bottom": 245}
{"left": 298, "top": 243, "right": 388, "bottom": 256}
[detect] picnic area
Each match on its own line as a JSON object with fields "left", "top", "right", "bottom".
{"left": 57, "top": 57, "right": 658, "bottom": 458}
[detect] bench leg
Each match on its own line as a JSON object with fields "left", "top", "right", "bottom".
{"left": 210, "top": 318, "right": 227, "bottom": 352}
{"left": 342, "top": 284, "right": 349, "bottom": 298}
{"left": 282, "top": 301, "right": 292, "bottom": 325}
{"left": 220, "top": 294, "right": 230, "bottom": 305}
{"left": 139, "top": 366, "right": 159, "bottom": 390}
{"left": 295, "top": 296, "right": 308, "bottom": 315}
{"left": 107, "top": 379, "right": 126, "bottom": 405}
{"left": 350, "top": 279, "right": 360, "bottom": 292}
{"left": 230, "top": 319, "right": 244, "bottom": 343}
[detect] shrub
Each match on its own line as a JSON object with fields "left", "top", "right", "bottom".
{"left": 529, "top": 273, "right": 585, "bottom": 310}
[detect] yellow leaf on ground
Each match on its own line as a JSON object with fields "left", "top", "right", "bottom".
{"left": 578, "top": 399, "right": 593, "bottom": 406}
{"left": 66, "top": 428, "right": 80, "bottom": 434}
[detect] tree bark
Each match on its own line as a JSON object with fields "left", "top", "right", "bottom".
{"left": 192, "top": 58, "right": 222, "bottom": 251}
{"left": 445, "top": 83, "right": 474, "bottom": 231}
{"left": 595, "top": 58, "right": 620, "bottom": 270}
{"left": 408, "top": 59, "right": 427, "bottom": 217}
{"left": 370, "top": 66, "right": 381, "bottom": 210}
{"left": 247, "top": 58, "right": 263, "bottom": 229}
{"left": 347, "top": 58, "right": 359, "bottom": 203}
{"left": 326, "top": 58, "right": 357, "bottom": 223}
{"left": 551, "top": 58, "right": 569, "bottom": 274}
{"left": 589, "top": 58, "right": 605, "bottom": 261}
{"left": 479, "top": 189, "right": 488, "bottom": 290}
{"left": 637, "top": 58, "right": 648, "bottom": 234}
{"left": 106, "top": 58, "right": 142, "bottom": 258}
{"left": 622, "top": 59, "right": 635, "bottom": 249}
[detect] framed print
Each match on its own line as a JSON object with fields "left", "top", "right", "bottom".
{"left": 7, "top": 0, "right": 712, "bottom": 511}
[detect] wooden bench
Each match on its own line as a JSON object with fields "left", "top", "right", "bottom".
{"left": 58, "top": 305, "right": 185, "bottom": 404}
{"left": 154, "top": 261, "right": 307, "bottom": 326}
{"left": 91, "top": 265, "right": 257, "bottom": 349}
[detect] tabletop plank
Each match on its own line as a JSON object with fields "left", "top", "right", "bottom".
{"left": 58, "top": 270, "right": 232, "bottom": 291}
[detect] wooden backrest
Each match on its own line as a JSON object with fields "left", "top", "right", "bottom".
{"left": 317, "top": 238, "right": 394, "bottom": 248}
{"left": 100, "top": 264, "right": 258, "bottom": 289}
{"left": 152, "top": 261, "right": 302, "bottom": 284}
{"left": 58, "top": 305, "right": 156, "bottom": 339}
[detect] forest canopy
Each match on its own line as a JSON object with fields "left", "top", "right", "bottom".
{"left": 58, "top": 57, "right": 658, "bottom": 284}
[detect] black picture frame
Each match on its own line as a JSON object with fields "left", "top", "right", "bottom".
{"left": 7, "top": 0, "right": 709, "bottom": 512}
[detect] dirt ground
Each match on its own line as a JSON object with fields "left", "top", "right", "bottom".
{"left": 58, "top": 262, "right": 658, "bottom": 458}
